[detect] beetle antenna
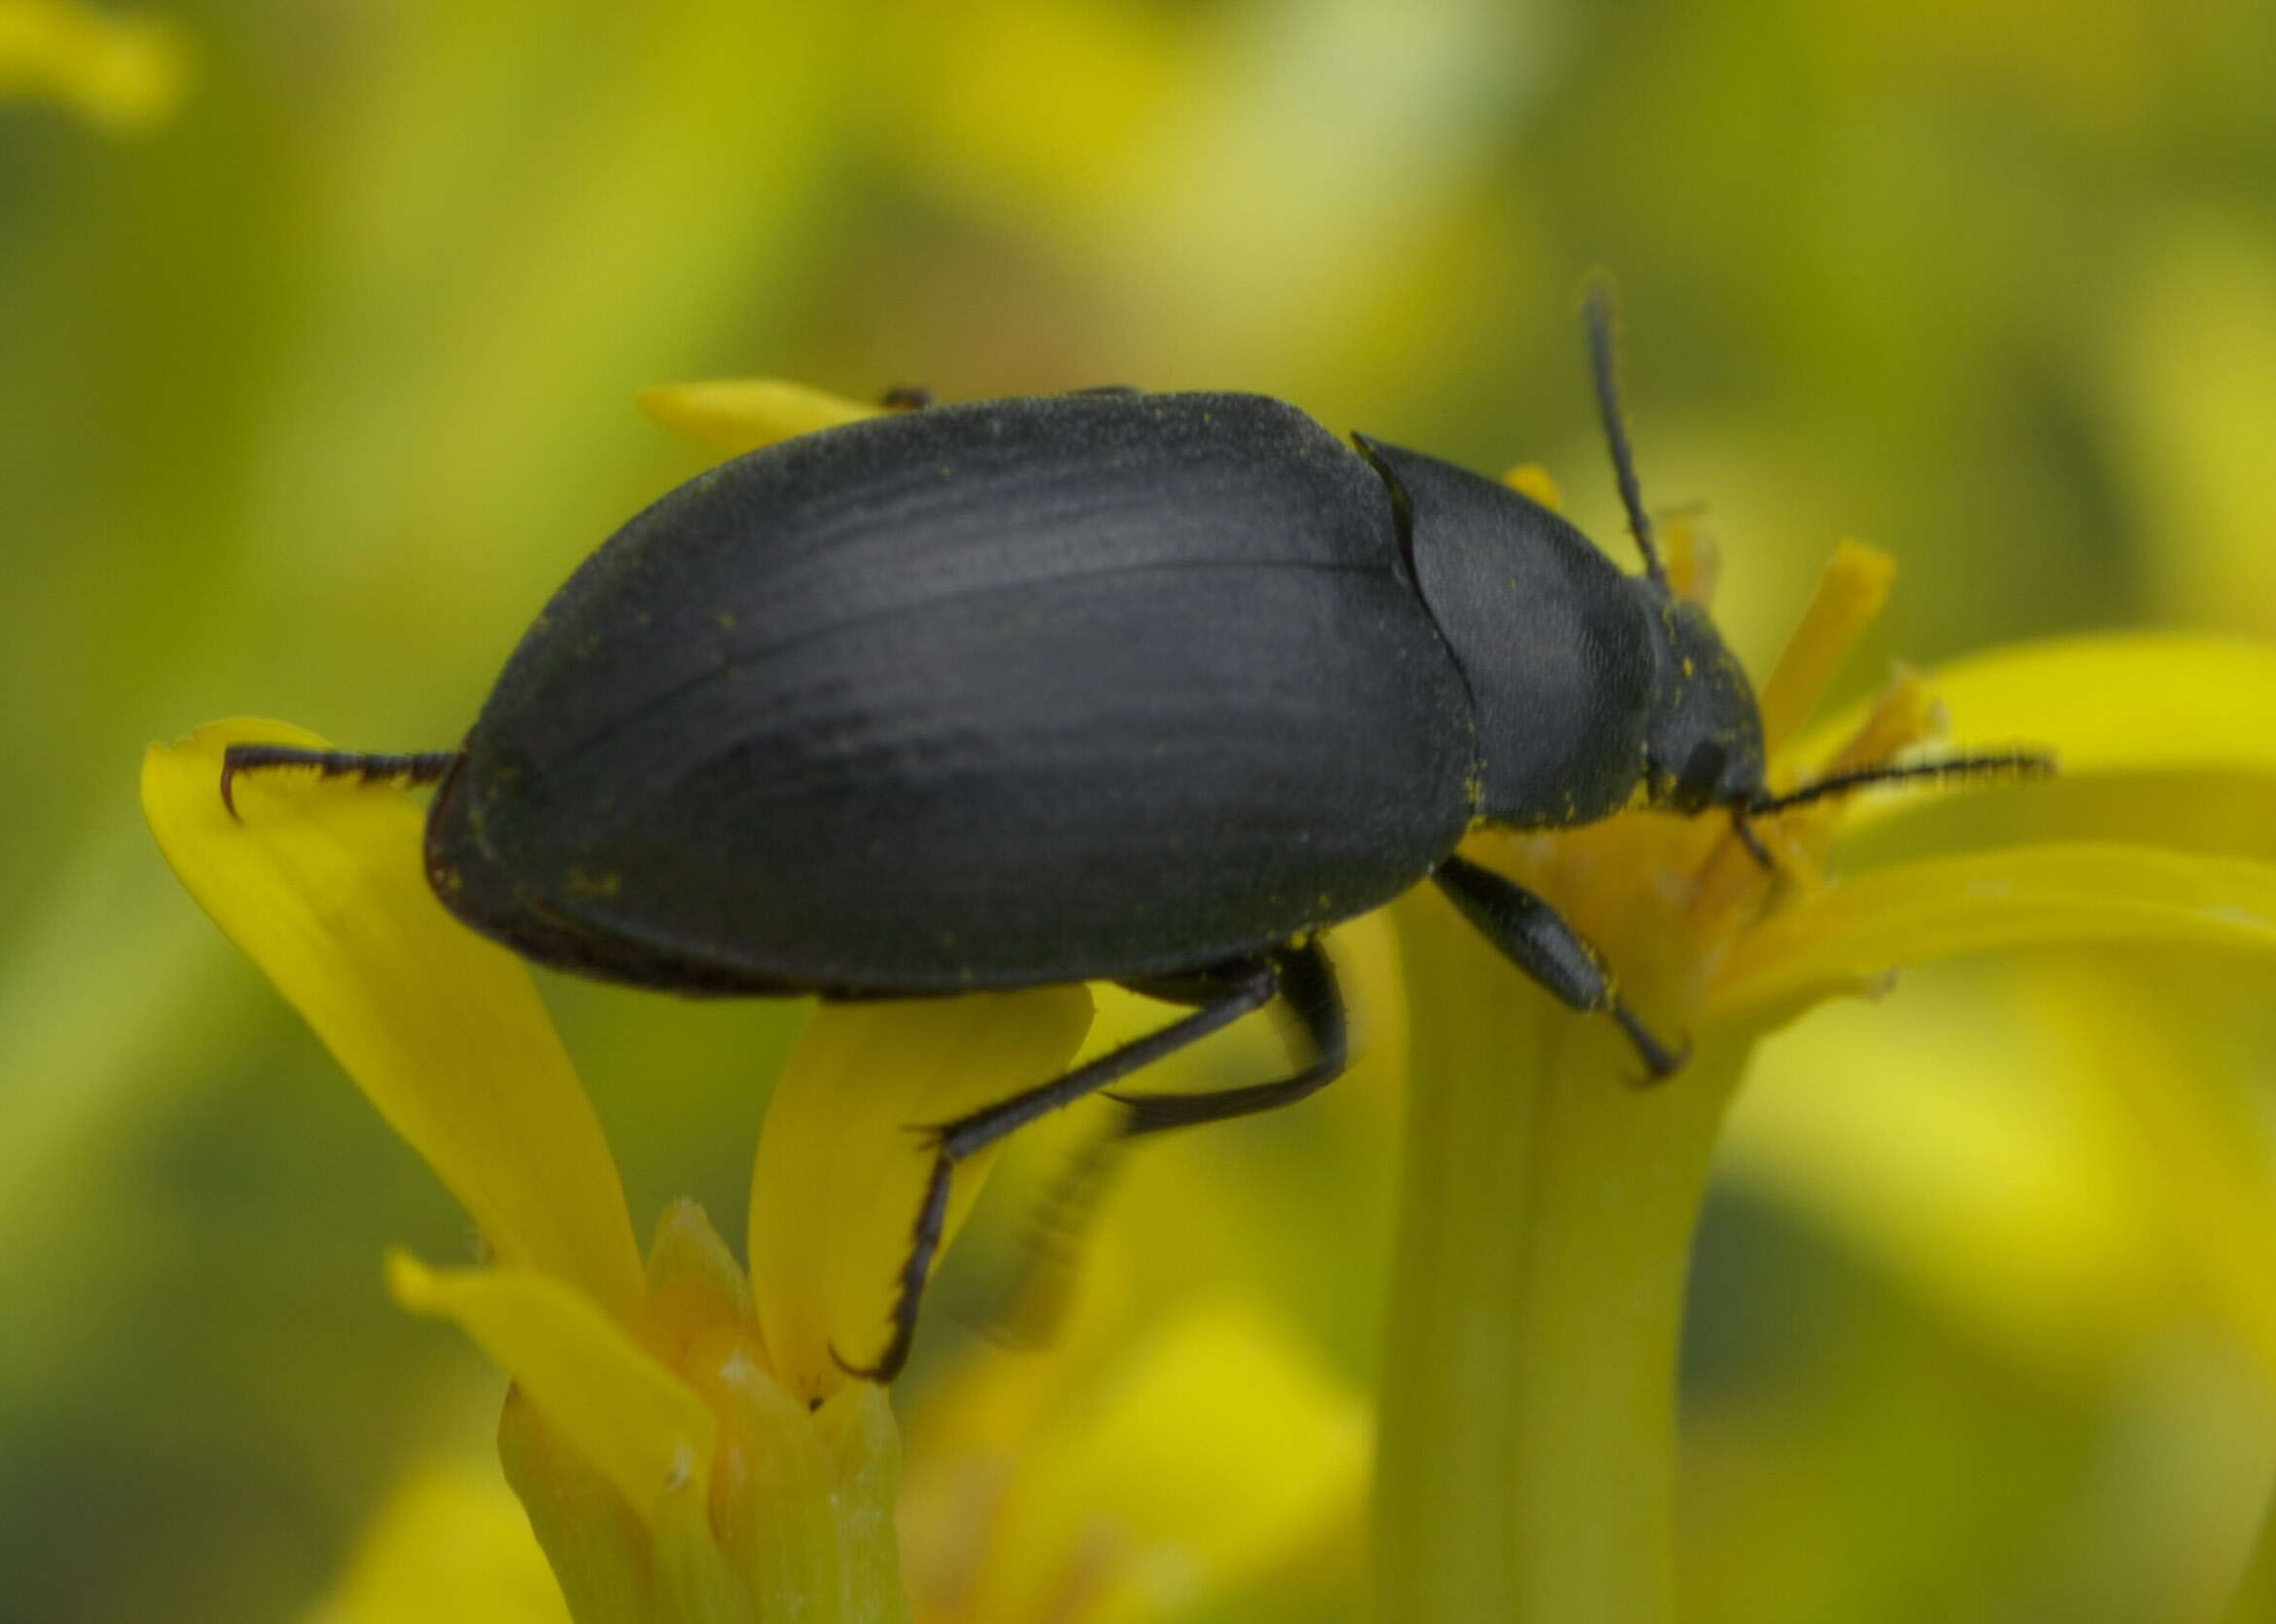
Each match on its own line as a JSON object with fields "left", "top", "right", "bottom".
{"left": 1728, "top": 805, "right": 1774, "bottom": 867}
{"left": 1748, "top": 750, "right": 2057, "bottom": 816}
{"left": 1583, "top": 275, "right": 1667, "bottom": 589}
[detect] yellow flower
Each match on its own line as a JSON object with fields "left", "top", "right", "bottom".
{"left": 299, "top": 1285, "right": 1366, "bottom": 1624}
{"left": 0, "top": 0, "right": 185, "bottom": 133}
{"left": 899, "top": 1276, "right": 1366, "bottom": 1624}
{"left": 142, "top": 721, "right": 1093, "bottom": 1624}
{"left": 1373, "top": 503, "right": 2276, "bottom": 1622}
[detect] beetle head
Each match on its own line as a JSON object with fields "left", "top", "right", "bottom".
{"left": 1583, "top": 279, "right": 2054, "bottom": 858}
{"left": 1633, "top": 581, "right": 1767, "bottom": 816}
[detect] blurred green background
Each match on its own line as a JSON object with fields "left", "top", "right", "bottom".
{"left": 7, "top": 0, "right": 2276, "bottom": 1619}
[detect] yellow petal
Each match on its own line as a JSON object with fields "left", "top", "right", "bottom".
{"left": 1656, "top": 505, "right": 1717, "bottom": 608}
{"left": 299, "top": 1456, "right": 569, "bottom": 1624}
{"left": 1922, "top": 631, "right": 2276, "bottom": 771}
{"left": 141, "top": 720, "right": 643, "bottom": 1318}
{"left": 1709, "top": 843, "right": 2276, "bottom": 1026}
{"left": 643, "top": 1200, "right": 757, "bottom": 1369}
{"left": 391, "top": 1252, "right": 717, "bottom": 1523}
{"left": 965, "top": 1300, "right": 1368, "bottom": 1624}
{"left": 1502, "top": 462, "right": 1563, "bottom": 509}
{"left": 637, "top": 379, "right": 883, "bottom": 456}
{"left": 748, "top": 987, "right": 1094, "bottom": 1403}
{"left": 1808, "top": 633, "right": 2276, "bottom": 833}
{"left": 1754, "top": 539, "right": 1896, "bottom": 759}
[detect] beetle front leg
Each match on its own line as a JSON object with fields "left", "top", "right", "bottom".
{"left": 840, "top": 958, "right": 1279, "bottom": 1384}
{"left": 219, "top": 745, "right": 460, "bottom": 819}
{"left": 1431, "top": 853, "right": 1689, "bottom": 1081}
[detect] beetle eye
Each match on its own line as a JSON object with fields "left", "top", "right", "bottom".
{"left": 1675, "top": 740, "right": 1727, "bottom": 809}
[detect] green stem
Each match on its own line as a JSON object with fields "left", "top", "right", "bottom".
{"left": 1375, "top": 890, "right": 1750, "bottom": 1624}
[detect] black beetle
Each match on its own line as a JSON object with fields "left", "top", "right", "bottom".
{"left": 221, "top": 289, "right": 2047, "bottom": 1379}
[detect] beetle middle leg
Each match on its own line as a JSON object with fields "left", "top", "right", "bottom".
{"left": 844, "top": 955, "right": 1281, "bottom": 1383}
{"left": 1432, "top": 853, "right": 1689, "bottom": 1081}
{"left": 985, "top": 941, "right": 1349, "bottom": 1350}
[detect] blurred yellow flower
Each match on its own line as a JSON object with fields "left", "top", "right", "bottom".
{"left": 901, "top": 1286, "right": 1365, "bottom": 1624}
{"left": 1377, "top": 511, "right": 2276, "bottom": 1623}
{"left": 143, "top": 720, "right": 1093, "bottom": 1623}
{"left": 300, "top": 1286, "right": 1365, "bottom": 1624}
{"left": 0, "top": 0, "right": 184, "bottom": 133}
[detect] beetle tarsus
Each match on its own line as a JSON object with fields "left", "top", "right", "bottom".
{"left": 219, "top": 745, "right": 458, "bottom": 821}
{"left": 839, "top": 1153, "right": 956, "bottom": 1384}
{"left": 878, "top": 385, "right": 933, "bottom": 411}
{"left": 1612, "top": 998, "right": 1691, "bottom": 1085}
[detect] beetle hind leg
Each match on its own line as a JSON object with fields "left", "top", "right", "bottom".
{"left": 840, "top": 957, "right": 1280, "bottom": 1384}
{"left": 1432, "top": 853, "right": 1690, "bottom": 1082}
{"left": 1107, "top": 939, "right": 1347, "bottom": 1135}
{"left": 982, "top": 941, "right": 1349, "bottom": 1350}
{"left": 218, "top": 745, "right": 460, "bottom": 819}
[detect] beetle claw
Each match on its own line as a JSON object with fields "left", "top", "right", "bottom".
{"left": 828, "top": 1339, "right": 899, "bottom": 1385}
{"left": 1610, "top": 998, "right": 1689, "bottom": 1084}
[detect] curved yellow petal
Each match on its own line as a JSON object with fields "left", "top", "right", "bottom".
{"left": 1807, "top": 633, "right": 2276, "bottom": 833}
{"left": 1929, "top": 631, "right": 2276, "bottom": 769}
{"left": 1502, "top": 462, "right": 1563, "bottom": 509}
{"left": 748, "top": 987, "right": 1094, "bottom": 1403}
{"left": 142, "top": 721, "right": 643, "bottom": 1317}
{"left": 1709, "top": 843, "right": 2276, "bottom": 1025}
{"left": 390, "top": 1253, "right": 717, "bottom": 1524}
{"left": 637, "top": 379, "right": 883, "bottom": 456}
{"left": 966, "top": 1300, "right": 1368, "bottom": 1624}
{"left": 1755, "top": 540, "right": 1896, "bottom": 758}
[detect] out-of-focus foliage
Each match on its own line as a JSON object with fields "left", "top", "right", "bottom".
{"left": 8, "top": 1, "right": 2276, "bottom": 1620}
